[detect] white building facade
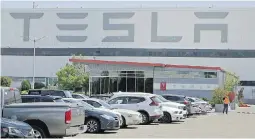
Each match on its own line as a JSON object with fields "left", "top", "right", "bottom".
{"left": 1, "top": 8, "right": 255, "bottom": 97}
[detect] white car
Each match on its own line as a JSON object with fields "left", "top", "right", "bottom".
{"left": 107, "top": 92, "right": 164, "bottom": 125}
{"left": 156, "top": 95, "right": 188, "bottom": 118}
{"left": 82, "top": 98, "right": 142, "bottom": 127}
{"left": 159, "top": 106, "right": 183, "bottom": 123}
{"left": 186, "top": 97, "right": 212, "bottom": 113}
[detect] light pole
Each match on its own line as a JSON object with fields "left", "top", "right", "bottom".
{"left": 21, "top": 36, "right": 46, "bottom": 89}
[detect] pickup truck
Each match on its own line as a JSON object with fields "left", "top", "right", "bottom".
{"left": 1, "top": 87, "right": 86, "bottom": 138}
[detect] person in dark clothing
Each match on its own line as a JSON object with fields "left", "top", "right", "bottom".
{"left": 223, "top": 96, "right": 230, "bottom": 114}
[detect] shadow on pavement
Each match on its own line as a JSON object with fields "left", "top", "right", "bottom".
{"left": 140, "top": 123, "right": 159, "bottom": 126}
{"left": 95, "top": 131, "right": 117, "bottom": 134}
{"left": 121, "top": 126, "right": 138, "bottom": 129}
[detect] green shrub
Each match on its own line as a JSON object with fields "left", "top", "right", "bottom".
{"left": 1, "top": 76, "right": 12, "bottom": 87}
{"left": 21, "top": 90, "right": 28, "bottom": 94}
{"left": 201, "top": 97, "right": 209, "bottom": 102}
{"left": 21, "top": 80, "right": 31, "bottom": 91}
{"left": 34, "top": 82, "right": 45, "bottom": 89}
{"left": 210, "top": 88, "right": 227, "bottom": 105}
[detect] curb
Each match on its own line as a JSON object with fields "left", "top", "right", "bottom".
{"left": 237, "top": 112, "right": 255, "bottom": 114}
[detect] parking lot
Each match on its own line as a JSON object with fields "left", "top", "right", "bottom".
{"left": 70, "top": 107, "right": 255, "bottom": 138}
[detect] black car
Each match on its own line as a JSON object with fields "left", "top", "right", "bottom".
{"left": 21, "top": 95, "right": 65, "bottom": 103}
{"left": 1, "top": 118, "right": 35, "bottom": 138}
{"left": 27, "top": 89, "right": 72, "bottom": 98}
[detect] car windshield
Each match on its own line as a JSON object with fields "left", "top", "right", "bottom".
{"left": 64, "top": 91, "right": 73, "bottom": 98}
{"left": 195, "top": 98, "right": 204, "bottom": 102}
{"left": 156, "top": 95, "right": 169, "bottom": 102}
{"left": 78, "top": 100, "right": 95, "bottom": 110}
{"left": 187, "top": 98, "right": 195, "bottom": 102}
{"left": 98, "top": 100, "right": 113, "bottom": 109}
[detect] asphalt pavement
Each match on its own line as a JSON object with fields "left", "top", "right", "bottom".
{"left": 67, "top": 106, "right": 255, "bottom": 138}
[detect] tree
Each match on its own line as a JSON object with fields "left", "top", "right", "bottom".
{"left": 56, "top": 63, "right": 89, "bottom": 91}
{"left": 34, "top": 82, "right": 45, "bottom": 89}
{"left": 210, "top": 72, "right": 239, "bottom": 105}
{"left": 1, "top": 76, "right": 12, "bottom": 87}
{"left": 21, "top": 80, "right": 31, "bottom": 91}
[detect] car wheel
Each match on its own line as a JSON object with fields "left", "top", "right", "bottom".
{"left": 31, "top": 125, "right": 47, "bottom": 139}
{"left": 85, "top": 118, "right": 100, "bottom": 133}
{"left": 160, "top": 112, "right": 172, "bottom": 123}
{"left": 120, "top": 116, "right": 127, "bottom": 128}
{"left": 139, "top": 111, "right": 149, "bottom": 125}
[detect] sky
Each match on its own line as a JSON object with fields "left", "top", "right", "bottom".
{"left": 2, "top": 1, "right": 255, "bottom": 8}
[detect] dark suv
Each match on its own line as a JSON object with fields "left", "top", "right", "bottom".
{"left": 161, "top": 94, "right": 192, "bottom": 115}
{"left": 21, "top": 95, "right": 64, "bottom": 103}
{"left": 28, "top": 89, "right": 72, "bottom": 98}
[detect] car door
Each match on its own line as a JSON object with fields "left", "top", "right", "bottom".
{"left": 107, "top": 96, "right": 127, "bottom": 109}
{"left": 126, "top": 96, "right": 146, "bottom": 111}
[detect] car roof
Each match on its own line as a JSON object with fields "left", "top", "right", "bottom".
{"left": 112, "top": 92, "right": 155, "bottom": 97}
{"left": 21, "top": 95, "right": 62, "bottom": 99}
{"left": 82, "top": 97, "right": 102, "bottom": 102}
{"left": 28, "top": 89, "right": 65, "bottom": 91}
{"left": 161, "top": 94, "right": 185, "bottom": 97}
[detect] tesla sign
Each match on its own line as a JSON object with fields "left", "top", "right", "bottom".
{"left": 9, "top": 11, "right": 229, "bottom": 43}
{"left": 160, "top": 82, "right": 167, "bottom": 91}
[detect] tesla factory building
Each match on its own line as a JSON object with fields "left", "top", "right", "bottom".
{"left": 1, "top": 8, "right": 255, "bottom": 97}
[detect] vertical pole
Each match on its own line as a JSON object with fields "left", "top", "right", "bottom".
{"left": 32, "top": 40, "right": 36, "bottom": 89}
{"left": 153, "top": 66, "right": 155, "bottom": 94}
{"left": 89, "top": 76, "right": 91, "bottom": 96}
{"left": 135, "top": 70, "right": 136, "bottom": 92}
{"left": 144, "top": 77, "right": 145, "bottom": 93}
{"left": 126, "top": 73, "right": 127, "bottom": 92}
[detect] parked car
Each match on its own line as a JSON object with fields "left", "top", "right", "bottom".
{"left": 90, "top": 94, "right": 113, "bottom": 101}
{"left": 156, "top": 95, "right": 188, "bottom": 118}
{"left": 62, "top": 98, "right": 120, "bottom": 133}
{"left": 161, "top": 94, "right": 197, "bottom": 115}
{"left": 72, "top": 93, "right": 90, "bottom": 99}
{"left": 28, "top": 89, "right": 72, "bottom": 98}
{"left": 186, "top": 97, "right": 212, "bottom": 112}
{"left": 1, "top": 118, "right": 35, "bottom": 138}
{"left": 82, "top": 98, "right": 142, "bottom": 127}
{"left": 1, "top": 87, "right": 86, "bottom": 138}
{"left": 21, "top": 95, "right": 65, "bottom": 103}
{"left": 107, "top": 92, "right": 164, "bottom": 125}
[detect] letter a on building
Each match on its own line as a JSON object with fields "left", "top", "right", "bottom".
{"left": 160, "top": 82, "right": 166, "bottom": 91}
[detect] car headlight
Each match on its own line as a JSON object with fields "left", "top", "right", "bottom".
{"left": 174, "top": 111, "right": 178, "bottom": 114}
{"left": 101, "top": 114, "right": 113, "bottom": 120}
{"left": 177, "top": 106, "right": 182, "bottom": 110}
{"left": 3, "top": 127, "right": 26, "bottom": 137}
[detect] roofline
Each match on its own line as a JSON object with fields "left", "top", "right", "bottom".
{"left": 69, "top": 58, "right": 223, "bottom": 71}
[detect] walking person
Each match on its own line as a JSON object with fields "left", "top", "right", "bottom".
{"left": 223, "top": 95, "right": 230, "bottom": 114}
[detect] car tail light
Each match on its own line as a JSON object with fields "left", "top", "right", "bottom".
{"left": 65, "top": 109, "right": 72, "bottom": 124}
{"left": 149, "top": 97, "right": 159, "bottom": 106}
{"left": 184, "top": 101, "right": 189, "bottom": 105}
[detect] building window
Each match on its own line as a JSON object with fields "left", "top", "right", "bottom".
{"left": 204, "top": 72, "right": 217, "bottom": 78}
{"left": 240, "top": 81, "right": 255, "bottom": 86}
